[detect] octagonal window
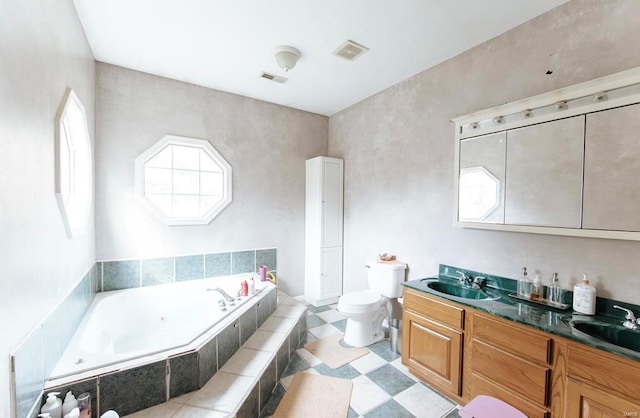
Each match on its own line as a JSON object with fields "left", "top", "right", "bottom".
{"left": 135, "top": 135, "right": 232, "bottom": 225}
{"left": 458, "top": 166, "right": 500, "bottom": 222}
{"left": 55, "top": 89, "right": 92, "bottom": 238}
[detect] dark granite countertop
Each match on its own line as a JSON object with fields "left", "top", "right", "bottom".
{"left": 402, "top": 265, "right": 640, "bottom": 363}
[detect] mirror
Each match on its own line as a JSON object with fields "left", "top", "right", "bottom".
{"left": 583, "top": 103, "right": 640, "bottom": 231}
{"left": 504, "top": 116, "right": 584, "bottom": 228}
{"left": 458, "top": 132, "right": 505, "bottom": 223}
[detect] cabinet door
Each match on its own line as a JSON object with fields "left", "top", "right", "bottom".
{"left": 565, "top": 378, "right": 640, "bottom": 418}
{"left": 320, "top": 247, "right": 342, "bottom": 299}
{"left": 583, "top": 103, "right": 640, "bottom": 231}
{"left": 321, "top": 159, "right": 343, "bottom": 248}
{"left": 402, "top": 309, "right": 462, "bottom": 397}
{"left": 505, "top": 116, "right": 584, "bottom": 228}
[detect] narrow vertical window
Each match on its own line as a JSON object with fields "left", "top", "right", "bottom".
{"left": 55, "top": 89, "right": 92, "bottom": 238}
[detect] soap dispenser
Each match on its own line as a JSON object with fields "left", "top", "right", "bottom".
{"left": 548, "top": 273, "right": 564, "bottom": 305}
{"left": 530, "top": 274, "right": 543, "bottom": 301}
{"left": 517, "top": 267, "right": 530, "bottom": 298}
{"left": 62, "top": 392, "right": 78, "bottom": 417}
{"left": 41, "top": 392, "right": 62, "bottom": 418}
{"left": 573, "top": 274, "right": 596, "bottom": 315}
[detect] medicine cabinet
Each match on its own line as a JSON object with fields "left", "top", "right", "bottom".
{"left": 451, "top": 67, "right": 640, "bottom": 241}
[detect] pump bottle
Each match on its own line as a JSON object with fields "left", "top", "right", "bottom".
{"left": 41, "top": 392, "right": 62, "bottom": 418}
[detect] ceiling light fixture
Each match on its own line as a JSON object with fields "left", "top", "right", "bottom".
{"left": 274, "top": 46, "right": 301, "bottom": 72}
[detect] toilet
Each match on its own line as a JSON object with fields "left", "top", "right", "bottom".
{"left": 338, "top": 261, "right": 407, "bottom": 347}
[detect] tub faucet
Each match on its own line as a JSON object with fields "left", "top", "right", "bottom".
{"left": 207, "top": 288, "right": 236, "bottom": 305}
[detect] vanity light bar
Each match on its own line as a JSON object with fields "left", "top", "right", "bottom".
{"left": 461, "top": 81, "right": 640, "bottom": 136}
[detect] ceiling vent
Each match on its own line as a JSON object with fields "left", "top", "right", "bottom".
{"left": 333, "top": 40, "right": 369, "bottom": 61}
{"left": 260, "top": 72, "right": 288, "bottom": 84}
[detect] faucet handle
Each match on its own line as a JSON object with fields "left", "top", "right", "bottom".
{"left": 473, "top": 276, "right": 486, "bottom": 284}
{"left": 455, "top": 271, "right": 467, "bottom": 282}
{"left": 613, "top": 305, "right": 637, "bottom": 322}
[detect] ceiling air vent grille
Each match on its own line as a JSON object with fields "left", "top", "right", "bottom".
{"left": 333, "top": 40, "right": 369, "bottom": 61}
{"left": 260, "top": 72, "right": 288, "bottom": 84}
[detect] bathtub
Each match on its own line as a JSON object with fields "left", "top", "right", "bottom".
{"left": 49, "top": 274, "right": 273, "bottom": 381}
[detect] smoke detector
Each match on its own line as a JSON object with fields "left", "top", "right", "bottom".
{"left": 274, "top": 46, "right": 301, "bottom": 72}
{"left": 333, "top": 40, "right": 369, "bottom": 61}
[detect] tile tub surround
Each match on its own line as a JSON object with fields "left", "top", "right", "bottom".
{"left": 113, "top": 289, "right": 307, "bottom": 417}
{"left": 99, "top": 248, "right": 277, "bottom": 292}
{"left": 10, "top": 264, "right": 98, "bottom": 418}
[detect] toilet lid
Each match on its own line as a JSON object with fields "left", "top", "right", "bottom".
{"left": 339, "top": 289, "right": 382, "bottom": 307}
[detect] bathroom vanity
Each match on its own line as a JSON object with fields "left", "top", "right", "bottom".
{"left": 402, "top": 268, "right": 640, "bottom": 418}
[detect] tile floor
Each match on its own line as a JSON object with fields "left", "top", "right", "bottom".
{"left": 260, "top": 302, "right": 461, "bottom": 418}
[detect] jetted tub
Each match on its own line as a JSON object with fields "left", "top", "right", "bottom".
{"left": 50, "top": 274, "right": 273, "bottom": 381}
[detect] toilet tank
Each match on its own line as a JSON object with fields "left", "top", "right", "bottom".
{"left": 367, "top": 261, "right": 407, "bottom": 298}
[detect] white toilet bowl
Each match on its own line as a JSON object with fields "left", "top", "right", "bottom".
{"left": 338, "top": 289, "right": 388, "bottom": 347}
{"left": 338, "top": 260, "right": 407, "bottom": 347}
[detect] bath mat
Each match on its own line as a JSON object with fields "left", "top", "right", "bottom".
{"left": 273, "top": 373, "right": 353, "bottom": 418}
{"left": 304, "top": 333, "right": 369, "bottom": 369}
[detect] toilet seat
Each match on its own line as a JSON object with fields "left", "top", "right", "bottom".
{"left": 338, "top": 290, "right": 384, "bottom": 315}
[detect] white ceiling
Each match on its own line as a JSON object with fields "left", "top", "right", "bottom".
{"left": 73, "top": 0, "right": 567, "bottom": 116}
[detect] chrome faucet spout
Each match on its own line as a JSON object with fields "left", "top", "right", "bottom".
{"left": 613, "top": 305, "right": 639, "bottom": 329}
{"left": 207, "top": 287, "right": 236, "bottom": 303}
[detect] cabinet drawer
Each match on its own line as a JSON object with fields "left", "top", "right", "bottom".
{"left": 474, "top": 313, "right": 551, "bottom": 364}
{"left": 470, "top": 373, "right": 550, "bottom": 418}
{"left": 567, "top": 343, "right": 640, "bottom": 402}
{"left": 403, "top": 288, "right": 464, "bottom": 330}
{"left": 472, "top": 340, "right": 550, "bottom": 406}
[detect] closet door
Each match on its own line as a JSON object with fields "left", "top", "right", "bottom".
{"left": 321, "top": 158, "right": 344, "bottom": 248}
{"left": 320, "top": 247, "right": 342, "bottom": 300}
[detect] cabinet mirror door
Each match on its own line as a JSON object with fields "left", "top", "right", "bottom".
{"left": 505, "top": 116, "right": 584, "bottom": 228}
{"left": 583, "top": 103, "right": 640, "bottom": 232}
{"left": 458, "top": 132, "right": 506, "bottom": 223}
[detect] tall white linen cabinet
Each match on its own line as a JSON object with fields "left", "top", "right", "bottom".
{"left": 304, "top": 156, "right": 344, "bottom": 306}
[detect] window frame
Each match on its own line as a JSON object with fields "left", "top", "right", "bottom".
{"left": 55, "top": 88, "right": 92, "bottom": 238}
{"left": 134, "top": 135, "right": 233, "bottom": 226}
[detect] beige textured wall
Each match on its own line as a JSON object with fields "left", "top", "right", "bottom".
{"left": 0, "top": 1, "right": 96, "bottom": 416}
{"left": 95, "top": 64, "right": 328, "bottom": 296}
{"left": 329, "top": 0, "right": 640, "bottom": 303}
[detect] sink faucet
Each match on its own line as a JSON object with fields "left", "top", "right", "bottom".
{"left": 207, "top": 288, "right": 236, "bottom": 305}
{"left": 456, "top": 271, "right": 473, "bottom": 287}
{"left": 471, "top": 276, "right": 487, "bottom": 290}
{"left": 613, "top": 305, "right": 639, "bottom": 329}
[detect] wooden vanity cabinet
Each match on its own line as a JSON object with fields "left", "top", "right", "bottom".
{"left": 468, "top": 313, "right": 553, "bottom": 418}
{"left": 562, "top": 342, "right": 640, "bottom": 418}
{"left": 402, "top": 288, "right": 465, "bottom": 401}
{"left": 403, "top": 287, "right": 640, "bottom": 417}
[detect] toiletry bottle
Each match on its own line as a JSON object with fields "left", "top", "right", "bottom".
{"left": 573, "top": 274, "right": 596, "bottom": 315}
{"left": 548, "top": 272, "right": 564, "bottom": 305}
{"left": 241, "top": 280, "right": 248, "bottom": 296}
{"left": 248, "top": 277, "right": 255, "bottom": 295}
{"left": 41, "top": 392, "right": 62, "bottom": 418}
{"left": 530, "top": 274, "right": 543, "bottom": 301}
{"left": 77, "top": 392, "right": 91, "bottom": 418}
{"left": 517, "top": 267, "right": 530, "bottom": 298}
{"left": 62, "top": 392, "right": 78, "bottom": 417}
{"left": 63, "top": 407, "right": 80, "bottom": 418}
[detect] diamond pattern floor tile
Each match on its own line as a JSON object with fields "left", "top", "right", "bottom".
{"left": 367, "top": 364, "right": 417, "bottom": 396}
{"left": 261, "top": 303, "right": 458, "bottom": 418}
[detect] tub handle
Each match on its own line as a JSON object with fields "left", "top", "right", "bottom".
{"left": 218, "top": 300, "right": 227, "bottom": 311}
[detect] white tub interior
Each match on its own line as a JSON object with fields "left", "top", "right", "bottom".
{"left": 49, "top": 274, "right": 271, "bottom": 381}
